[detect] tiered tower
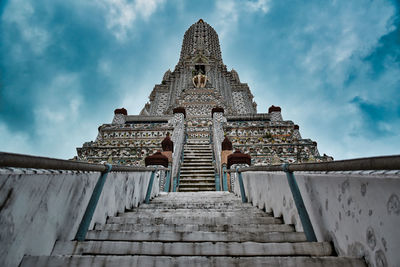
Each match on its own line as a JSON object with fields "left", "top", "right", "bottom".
{"left": 140, "top": 19, "right": 256, "bottom": 118}
{"left": 77, "top": 19, "right": 331, "bottom": 169}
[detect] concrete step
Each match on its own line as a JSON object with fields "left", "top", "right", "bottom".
{"left": 148, "top": 198, "right": 248, "bottom": 204}
{"left": 185, "top": 144, "right": 211, "bottom": 146}
{"left": 178, "top": 177, "right": 215, "bottom": 180}
{"left": 106, "top": 215, "right": 283, "bottom": 225}
{"left": 178, "top": 188, "right": 216, "bottom": 192}
{"left": 184, "top": 154, "right": 213, "bottom": 157}
{"left": 184, "top": 152, "right": 213, "bottom": 155}
{"left": 123, "top": 208, "right": 272, "bottom": 216}
{"left": 180, "top": 174, "right": 215, "bottom": 178}
{"left": 183, "top": 159, "right": 213, "bottom": 163}
{"left": 136, "top": 202, "right": 251, "bottom": 210}
{"left": 21, "top": 255, "right": 366, "bottom": 267}
{"left": 178, "top": 181, "right": 216, "bottom": 186}
{"left": 181, "top": 166, "right": 214, "bottom": 169}
{"left": 184, "top": 150, "right": 211, "bottom": 152}
{"left": 180, "top": 161, "right": 214, "bottom": 165}
{"left": 184, "top": 152, "right": 212, "bottom": 155}
{"left": 179, "top": 182, "right": 215, "bottom": 188}
{"left": 139, "top": 200, "right": 251, "bottom": 207}
{"left": 183, "top": 158, "right": 213, "bottom": 161}
{"left": 179, "top": 177, "right": 215, "bottom": 180}
{"left": 179, "top": 177, "right": 216, "bottom": 180}
{"left": 52, "top": 241, "right": 332, "bottom": 257}
{"left": 179, "top": 184, "right": 216, "bottom": 189}
{"left": 155, "top": 192, "right": 234, "bottom": 198}
{"left": 180, "top": 169, "right": 215, "bottom": 173}
{"left": 94, "top": 223, "right": 295, "bottom": 232}
{"left": 86, "top": 230, "right": 304, "bottom": 242}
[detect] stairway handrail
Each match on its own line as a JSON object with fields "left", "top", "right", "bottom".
{"left": 0, "top": 152, "right": 167, "bottom": 172}
{"left": 173, "top": 129, "right": 187, "bottom": 191}
{"left": 224, "top": 155, "right": 400, "bottom": 173}
{"left": 225, "top": 154, "right": 400, "bottom": 243}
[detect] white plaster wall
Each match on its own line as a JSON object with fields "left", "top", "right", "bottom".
{"left": 0, "top": 168, "right": 157, "bottom": 267}
{"left": 233, "top": 171, "right": 400, "bottom": 267}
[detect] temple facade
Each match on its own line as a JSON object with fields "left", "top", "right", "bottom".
{"left": 76, "top": 19, "right": 332, "bottom": 169}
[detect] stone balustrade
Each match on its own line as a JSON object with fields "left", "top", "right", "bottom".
{"left": 231, "top": 169, "right": 400, "bottom": 267}
{"left": 0, "top": 167, "right": 159, "bottom": 267}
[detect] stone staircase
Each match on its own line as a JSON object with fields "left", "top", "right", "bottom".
{"left": 178, "top": 140, "right": 216, "bottom": 192}
{"left": 21, "top": 192, "right": 365, "bottom": 266}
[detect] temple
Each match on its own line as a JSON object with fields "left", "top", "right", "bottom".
{"left": 1, "top": 19, "right": 397, "bottom": 267}
{"left": 76, "top": 19, "right": 332, "bottom": 191}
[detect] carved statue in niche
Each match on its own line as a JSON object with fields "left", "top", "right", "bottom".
{"left": 192, "top": 64, "right": 207, "bottom": 88}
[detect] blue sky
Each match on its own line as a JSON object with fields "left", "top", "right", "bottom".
{"left": 0, "top": 0, "right": 399, "bottom": 160}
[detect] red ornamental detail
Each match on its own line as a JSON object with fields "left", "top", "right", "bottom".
{"left": 221, "top": 136, "right": 232, "bottom": 151}
{"left": 227, "top": 150, "right": 251, "bottom": 169}
{"left": 268, "top": 105, "right": 281, "bottom": 113}
{"left": 173, "top": 107, "right": 186, "bottom": 118}
{"left": 161, "top": 134, "right": 174, "bottom": 152}
{"left": 145, "top": 151, "right": 168, "bottom": 167}
{"left": 114, "top": 108, "right": 128, "bottom": 115}
{"left": 212, "top": 106, "right": 224, "bottom": 117}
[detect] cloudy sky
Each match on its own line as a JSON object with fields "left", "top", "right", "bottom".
{"left": 1, "top": 0, "right": 399, "bottom": 160}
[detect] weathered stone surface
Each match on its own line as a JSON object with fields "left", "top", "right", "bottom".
{"left": 0, "top": 168, "right": 157, "bottom": 267}
{"left": 52, "top": 240, "right": 333, "bottom": 256}
{"left": 21, "top": 255, "right": 366, "bottom": 267}
{"left": 19, "top": 191, "right": 366, "bottom": 267}
{"left": 233, "top": 171, "right": 400, "bottom": 267}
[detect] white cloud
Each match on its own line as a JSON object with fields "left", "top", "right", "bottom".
{"left": 245, "top": 0, "right": 271, "bottom": 13}
{"left": 0, "top": 123, "right": 33, "bottom": 155}
{"left": 135, "top": 0, "right": 165, "bottom": 19}
{"left": 2, "top": 0, "right": 50, "bottom": 55}
{"left": 97, "top": 0, "right": 165, "bottom": 41}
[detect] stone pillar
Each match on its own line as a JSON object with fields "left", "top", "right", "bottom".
{"left": 268, "top": 105, "right": 283, "bottom": 121}
{"left": 95, "top": 125, "right": 103, "bottom": 141}
{"left": 112, "top": 108, "right": 127, "bottom": 125}
{"left": 227, "top": 150, "right": 251, "bottom": 193}
{"left": 161, "top": 133, "right": 173, "bottom": 163}
{"left": 144, "top": 151, "right": 169, "bottom": 168}
{"left": 170, "top": 107, "right": 186, "bottom": 191}
{"left": 161, "top": 133, "right": 173, "bottom": 192}
{"left": 221, "top": 136, "right": 233, "bottom": 191}
{"left": 293, "top": 124, "right": 302, "bottom": 139}
{"left": 212, "top": 107, "right": 225, "bottom": 190}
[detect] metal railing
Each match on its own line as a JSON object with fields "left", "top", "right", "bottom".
{"left": 225, "top": 155, "right": 400, "bottom": 242}
{"left": 0, "top": 152, "right": 167, "bottom": 241}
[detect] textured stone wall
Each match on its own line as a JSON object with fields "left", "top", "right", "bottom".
{"left": 77, "top": 122, "right": 174, "bottom": 166}
{"left": 233, "top": 170, "right": 400, "bottom": 267}
{"left": 0, "top": 168, "right": 157, "bottom": 267}
{"left": 224, "top": 120, "right": 328, "bottom": 165}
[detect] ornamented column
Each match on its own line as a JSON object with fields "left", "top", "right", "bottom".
{"left": 112, "top": 108, "right": 127, "bottom": 124}
{"left": 227, "top": 150, "right": 251, "bottom": 195}
{"left": 293, "top": 124, "right": 302, "bottom": 140}
{"left": 161, "top": 133, "right": 173, "bottom": 192}
{"left": 212, "top": 107, "right": 225, "bottom": 190}
{"left": 221, "top": 136, "right": 233, "bottom": 191}
{"left": 170, "top": 107, "right": 186, "bottom": 191}
{"left": 268, "top": 105, "right": 283, "bottom": 121}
